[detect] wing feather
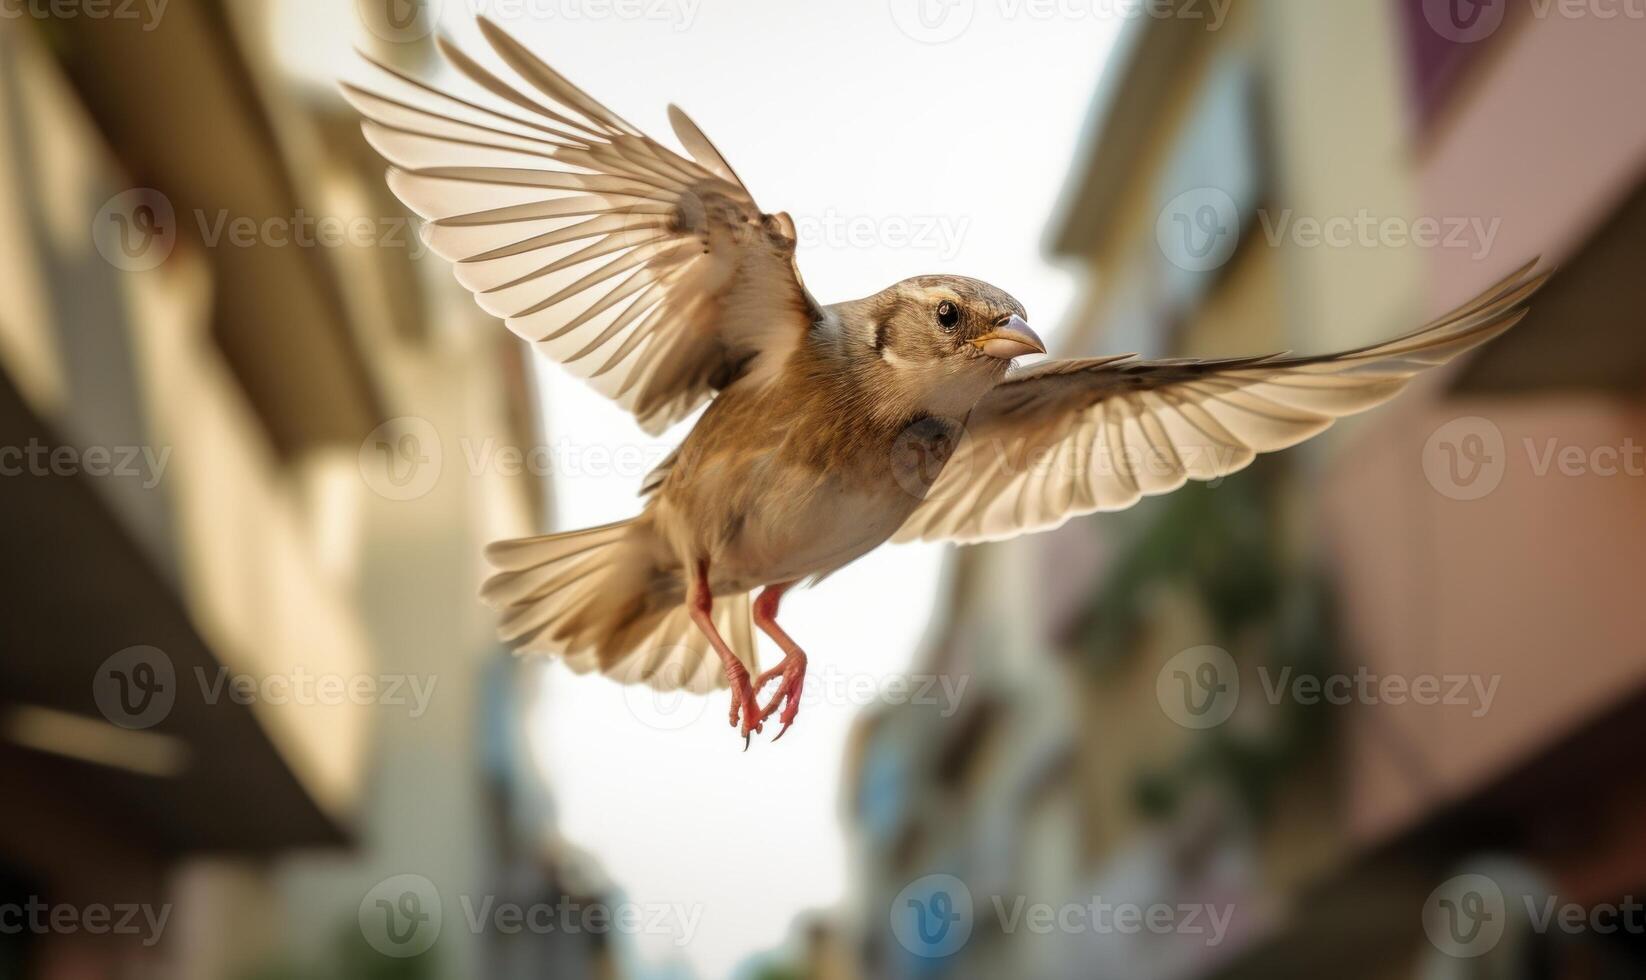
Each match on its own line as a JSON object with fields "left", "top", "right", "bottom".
{"left": 345, "top": 18, "right": 819, "bottom": 433}
{"left": 894, "top": 263, "right": 1548, "bottom": 544}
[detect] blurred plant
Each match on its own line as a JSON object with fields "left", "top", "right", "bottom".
{"left": 239, "top": 920, "right": 436, "bottom": 980}
{"left": 1135, "top": 571, "right": 1339, "bottom": 822}
{"left": 1066, "top": 462, "right": 1339, "bottom": 820}
{"left": 1070, "top": 466, "right": 1283, "bottom": 661}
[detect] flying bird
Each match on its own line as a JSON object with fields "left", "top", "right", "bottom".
{"left": 344, "top": 19, "right": 1545, "bottom": 745}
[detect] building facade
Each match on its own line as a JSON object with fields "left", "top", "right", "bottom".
{"left": 0, "top": 6, "right": 616, "bottom": 978}
{"left": 843, "top": 1, "right": 1646, "bottom": 977}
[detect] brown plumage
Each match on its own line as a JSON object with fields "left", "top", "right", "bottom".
{"left": 344, "top": 18, "right": 1547, "bottom": 744}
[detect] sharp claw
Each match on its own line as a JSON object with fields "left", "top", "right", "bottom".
{"left": 736, "top": 660, "right": 802, "bottom": 745}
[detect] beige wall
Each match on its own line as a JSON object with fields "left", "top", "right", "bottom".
{"left": 1260, "top": 0, "right": 1425, "bottom": 348}
{"left": 0, "top": 12, "right": 544, "bottom": 979}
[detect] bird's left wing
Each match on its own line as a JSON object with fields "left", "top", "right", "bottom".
{"left": 343, "top": 18, "right": 819, "bottom": 434}
{"left": 894, "top": 261, "right": 1547, "bottom": 544}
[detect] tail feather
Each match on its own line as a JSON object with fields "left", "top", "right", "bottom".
{"left": 480, "top": 517, "right": 756, "bottom": 694}
{"left": 579, "top": 593, "right": 752, "bottom": 693}
{"left": 484, "top": 518, "right": 630, "bottom": 570}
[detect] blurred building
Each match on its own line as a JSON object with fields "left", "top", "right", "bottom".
{"left": 843, "top": 1, "right": 1646, "bottom": 978}
{"left": 0, "top": 5, "right": 614, "bottom": 979}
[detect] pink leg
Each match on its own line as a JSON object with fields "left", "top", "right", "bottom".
{"left": 752, "top": 582, "right": 808, "bottom": 741}
{"left": 687, "top": 560, "right": 762, "bottom": 748}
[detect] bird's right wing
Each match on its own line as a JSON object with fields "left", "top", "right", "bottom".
{"left": 343, "top": 18, "right": 820, "bottom": 434}
{"left": 894, "top": 261, "right": 1548, "bottom": 544}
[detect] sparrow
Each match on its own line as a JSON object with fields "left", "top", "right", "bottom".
{"left": 343, "top": 18, "right": 1546, "bottom": 745}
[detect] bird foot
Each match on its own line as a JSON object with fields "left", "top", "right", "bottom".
{"left": 753, "top": 655, "right": 807, "bottom": 741}
{"left": 727, "top": 672, "right": 763, "bottom": 749}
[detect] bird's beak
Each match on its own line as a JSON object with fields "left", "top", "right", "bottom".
{"left": 972, "top": 315, "right": 1045, "bottom": 360}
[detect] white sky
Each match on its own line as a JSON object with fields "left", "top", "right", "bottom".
{"left": 312, "top": 1, "right": 1127, "bottom": 976}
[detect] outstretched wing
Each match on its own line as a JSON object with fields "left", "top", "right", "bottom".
{"left": 343, "top": 18, "right": 819, "bottom": 433}
{"left": 895, "top": 261, "right": 1548, "bottom": 544}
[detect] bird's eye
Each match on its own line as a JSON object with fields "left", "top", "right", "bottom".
{"left": 936, "top": 301, "right": 960, "bottom": 333}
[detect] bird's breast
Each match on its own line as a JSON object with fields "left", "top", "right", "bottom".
{"left": 656, "top": 367, "right": 971, "bottom": 592}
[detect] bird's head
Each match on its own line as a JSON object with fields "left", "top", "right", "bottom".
{"left": 836, "top": 275, "right": 1043, "bottom": 418}
{"left": 870, "top": 275, "right": 1042, "bottom": 364}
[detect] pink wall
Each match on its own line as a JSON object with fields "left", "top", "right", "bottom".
{"left": 1324, "top": 395, "right": 1646, "bottom": 845}
{"left": 1314, "top": 3, "right": 1646, "bottom": 848}
{"left": 1419, "top": 9, "right": 1646, "bottom": 311}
